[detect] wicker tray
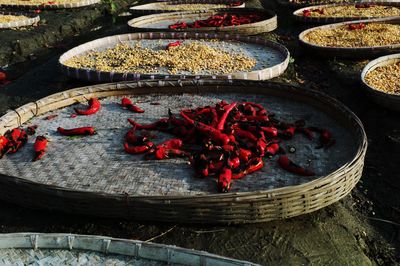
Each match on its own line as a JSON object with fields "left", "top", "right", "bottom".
{"left": 127, "top": 9, "right": 277, "bottom": 35}
{"left": 299, "top": 17, "right": 400, "bottom": 58}
{"left": 293, "top": 2, "right": 400, "bottom": 24}
{"left": 128, "top": 8, "right": 278, "bottom": 35}
{"left": 361, "top": 53, "right": 400, "bottom": 111}
{"left": 0, "top": 11, "right": 39, "bottom": 29}
{"left": 0, "top": 233, "right": 258, "bottom": 265}
{"left": 274, "top": 0, "right": 349, "bottom": 9}
{"left": 0, "top": 80, "right": 367, "bottom": 224}
{"left": 59, "top": 32, "right": 289, "bottom": 82}
{"left": 0, "top": 0, "right": 100, "bottom": 9}
{"left": 130, "top": 0, "right": 245, "bottom": 16}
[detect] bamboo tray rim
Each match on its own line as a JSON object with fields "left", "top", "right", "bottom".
{"left": 0, "top": 0, "right": 101, "bottom": 9}
{"left": 299, "top": 17, "right": 400, "bottom": 50}
{"left": 0, "top": 79, "right": 367, "bottom": 201}
{"left": 293, "top": 2, "right": 400, "bottom": 20}
{"left": 361, "top": 53, "right": 400, "bottom": 97}
{"left": 130, "top": 0, "right": 246, "bottom": 11}
{"left": 0, "top": 232, "right": 259, "bottom": 265}
{"left": 0, "top": 11, "right": 40, "bottom": 28}
{"left": 127, "top": 8, "right": 277, "bottom": 31}
{"left": 58, "top": 31, "right": 290, "bottom": 82}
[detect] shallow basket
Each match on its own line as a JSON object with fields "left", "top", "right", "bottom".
{"left": 128, "top": 9, "right": 277, "bottom": 35}
{"left": 130, "top": 0, "right": 245, "bottom": 16}
{"left": 299, "top": 17, "right": 400, "bottom": 58}
{"left": 293, "top": 2, "right": 400, "bottom": 24}
{"left": 0, "top": 80, "right": 367, "bottom": 224}
{"left": 361, "top": 53, "right": 400, "bottom": 111}
{"left": 0, "top": 11, "right": 39, "bottom": 29}
{"left": 59, "top": 32, "right": 290, "bottom": 82}
{"left": 0, "top": 0, "right": 100, "bottom": 9}
{"left": 0, "top": 233, "right": 258, "bottom": 265}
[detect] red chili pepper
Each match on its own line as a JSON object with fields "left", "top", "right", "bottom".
{"left": 309, "top": 127, "right": 335, "bottom": 148}
{"left": 277, "top": 155, "right": 315, "bottom": 176}
{"left": 57, "top": 127, "right": 96, "bottom": 136}
{"left": 3, "top": 128, "right": 28, "bottom": 155}
{"left": 125, "top": 128, "right": 148, "bottom": 145}
{"left": 166, "top": 41, "right": 182, "bottom": 50}
{"left": 159, "top": 138, "right": 183, "bottom": 149}
{"left": 128, "top": 118, "right": 169, "bottom": 131}
{"left": 232, "top": 158, "right": 263, "bottom": 179}
{"left": 155, "top": 146, "right": 187, "bottom": 160}
{"left": 348, "top": 23, "right": 366, "bottom": 31}
{"left": 261, "top": 126, "right": 278, "bottom": 138}
{"left": 228, "top": 156, "right": 240, "bottom": 169}
{"left": 217, "top": 102, "right": 237, "bottom": 131}
{"left": 217, "top": 167, "right": 232, "bottom": 193}
{"left": 74, "top": 98, "right": 101, "bottom": 116}
{"left": 228, "top": 1, "right": 242, "bottom": 6}
{"left": 34, "top": 9, "right": 42, "bottom": 14}
{"left": 121, "top": 98, "right": 145, "bottom": 113}
{"left": 0, "top": 135, "right": 9, "bottom": 158}
{"left": 303, "top": 9, "right": 311, "bottom": 17}
{"left": 238, "top": 148, "right": 252, "bottom": 163}
{"left": 265, "top": 143, "right": 280, "bottom": 156}
{"left": 26, "top": 125, "right": 38, "bottom": 135}
{"left": 33, "top": 135, "right": 48, "bottom": 161}
{"left": 280, "top": 127, "right": 296, "bottom": 139}
{"left": 47, "top": 1, "right": 56, "bottom": 4}
{"left": 124, "top": 142, "right": 154, "bottom": 154}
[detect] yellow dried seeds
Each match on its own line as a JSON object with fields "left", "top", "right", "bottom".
{"left": 157, "top": 3, "right": 230, "bottom": 11}
{"left": 304, "top": 5, "right": 400, "bottom": 18}
{"left": 64, "top": 42, "right": 257, "bottom": 75}
{"left": 0, "top": 14, "right": 29, "bottom": 23}
{"left": 365, "top": 62, "right": 400, "bottom": 95}
{"left": 304, "top": 23, "right": 400, "bottom": 47}
{"left": 0, "top": 0, "right": 81, "bottom": 4}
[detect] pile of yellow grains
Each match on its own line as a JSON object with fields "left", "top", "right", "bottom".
{"left": 64, "top": 41, "right": 257, "bottom": 75}
{"left": 364, "top": 61, "right": 400, "bottom": 95}
{"left": 302, "top": 5, "right": 400, "bottom": 18}
{"left": 304, "top": 23, "right": 400, "bottom": 47}
{"left": 0, "top": 14, "right": 29, "bottom": 23}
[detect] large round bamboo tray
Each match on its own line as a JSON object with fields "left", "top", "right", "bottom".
{"left": 274, "top": 0, "right": 349, "bottom": 9}
{"left": 127, "top": 9, "right": 277, "bottom": 35}
{"left": 299, "top": 18, "right": 400, "bottom": 58}
{"left": 0, "top": 233, "right": 258, "bottom": 265}
{"left": 0, "top": 0, "right": 100, "bottom": 9}
{"left": 361, "top": 53, "right": 400, "bottom": 111}
{"left": 293, "top": 3, "right": 400, "bottom": 24}
{"left": 0, "top": 11, "right": 39, "bottom": 29}
{"left": 130, "top": 0, "right": 245, "bottom": 16}
{"left": 0, "top": 80, "right": 367, "bottom": 224}
{"left": 59, "top": 32, "right": 289, "bottom": 82}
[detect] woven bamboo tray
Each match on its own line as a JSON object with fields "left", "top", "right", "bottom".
{"left": 274, "top": 0, "right": 349, "bottom": 9}
{"left": 0, "top": 233, "right": 258, "bottom": 265}
{"left": 0, "top": 80, "right": 367, "bottom": 224}
{"left": 361, "top": 53, "right": 400, "bottom": 111}
{"left": 299, "top": 17, "right": 400, "bottom": 58}
{"left": 59, "top": 32, "right": 289, "bottom": 82}
{"left": 0, "top": 0, "right": 100, "bottom": 9}
{"left": 130, "top": 0, "right": 245, "bottom": 16}
{"left": 293, "top": 3, "right": 400, "bottom": 24}
{"left": 0, "top": 11, "right": 39, "bottom": 29}
{"left": 127, "top": 9, "right": 277, "bottom": 35}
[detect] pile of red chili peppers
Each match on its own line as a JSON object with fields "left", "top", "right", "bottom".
{"left": 168, "top": 13, "right": 262, "bottom": 29}
{"left": 124, "top": 100, "right": 335, "bottom": 193}
{"left": 302, "top": 8, "right": 324, "bottom": 17}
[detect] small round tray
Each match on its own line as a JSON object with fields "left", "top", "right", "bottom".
{"left": 130, "top": 0, "right": 245, "bottom": 16}
{"left": 128, "top": 9, "right": 277, "bottom": 35}
{"left": 0, "top": 80, "right": 367, "bottom": 224}
{"left": 0, "top": 233, "right": 258, "bottom": 265}
{"left": 59, "top": 32, "right": 290, "bottom": 82}
{"left": 0, "top": 11, "right": 39, "bottom": 29}
{"left": 361, "top": 53, "right": 400, "bottom": 111}
{"left": 299, "top": 18, "right": 400, "bottom": 58}
{"left": 0, "top": 0, "right": 100, "bottom": 9}
{"left": 293, "top": 2, "right": 400, "bottom": 24}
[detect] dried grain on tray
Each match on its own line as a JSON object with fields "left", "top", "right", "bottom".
{"left": 301, "top": 4, "right": 400, "bottom": 18}
{"left": 0, "top": 14, "right": 29, "bottom": 23}
{"left": 152, "top": 2, "right": 241, "bottom": 11}
{"left": 64, "top": 41, "right": 256, "bottom": 75}
{"left": 303, "top": 23, "right": 400, "bottom": 47}
{"left": 364, "top": 61, "right": 400, "bottom": 95}
{"left": 0, "top": 0, "right": 82, "bottom": 4}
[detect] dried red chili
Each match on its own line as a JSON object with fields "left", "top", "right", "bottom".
{"left": 348, "top": 23, "right": 366, "bottom": 31}
{"left": 57, "top": 127, "right": 96, "bottom": 136}
{"left": 277, "top": 155, "right": 315, "bottom": 176}
{"left": 121, "top": 98, "right": 145, "bottom": 113}
{"left": 33, "top": 136, "right": 48, "bottom": 161}
{"left": 74, "top": 98, "right": 101, "bottom": 115}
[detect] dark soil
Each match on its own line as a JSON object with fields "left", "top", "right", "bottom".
{"left": 0, "top": 0, "right": 399, "bottom": 265}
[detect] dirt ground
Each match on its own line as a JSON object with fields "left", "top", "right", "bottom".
{"left": 0, "top": 0, "right": 399, "bottom": 265}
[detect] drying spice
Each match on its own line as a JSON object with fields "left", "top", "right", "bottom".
{"left": 124, "top": 101, "right": 334, "bottom": 192}
{"left": 301, "top": 4, "right": 400, "bottom": 18}
{"left": 57, "top": 126, "right": 96, "bottom": 136}
{"left": 0, "top": 0, "right": 81, "bottom": 5}
{"left": 304, "top": 23, "right": 400, "bottom": 47}
{"left": 364, "top": 61, "right": 400, "bottom": 95}
{"left": 33, "top": 135, "right": 47, "bottom": 161}
{"left": 74, "top": 98, "right": 101, "bottom": 116}
{"left": 168, "top": 13, "right": 262, "bottom": 29}
{"left": 0, "top": 14, "right": 29, "bottom": 23}
{"left": 64, "top": 41, "right": 256, "bottom": 75}
{"left": 155, "top": 2, "right": 240, "bottom": 11}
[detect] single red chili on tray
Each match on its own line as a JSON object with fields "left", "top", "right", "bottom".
{"left": 57, "top": 127, "right": 96, "bottom": 136}
{"left": 33, "top": 135, "right": 48, "bottom": 161}
{"left": 74, "top": 98, "right": 101, "bottom": 115}
{"left": 277, "top": 155, "right": 315, "bottom": 176}
{"left": 121, "top": 98, "right": 145, "bottom": 113}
